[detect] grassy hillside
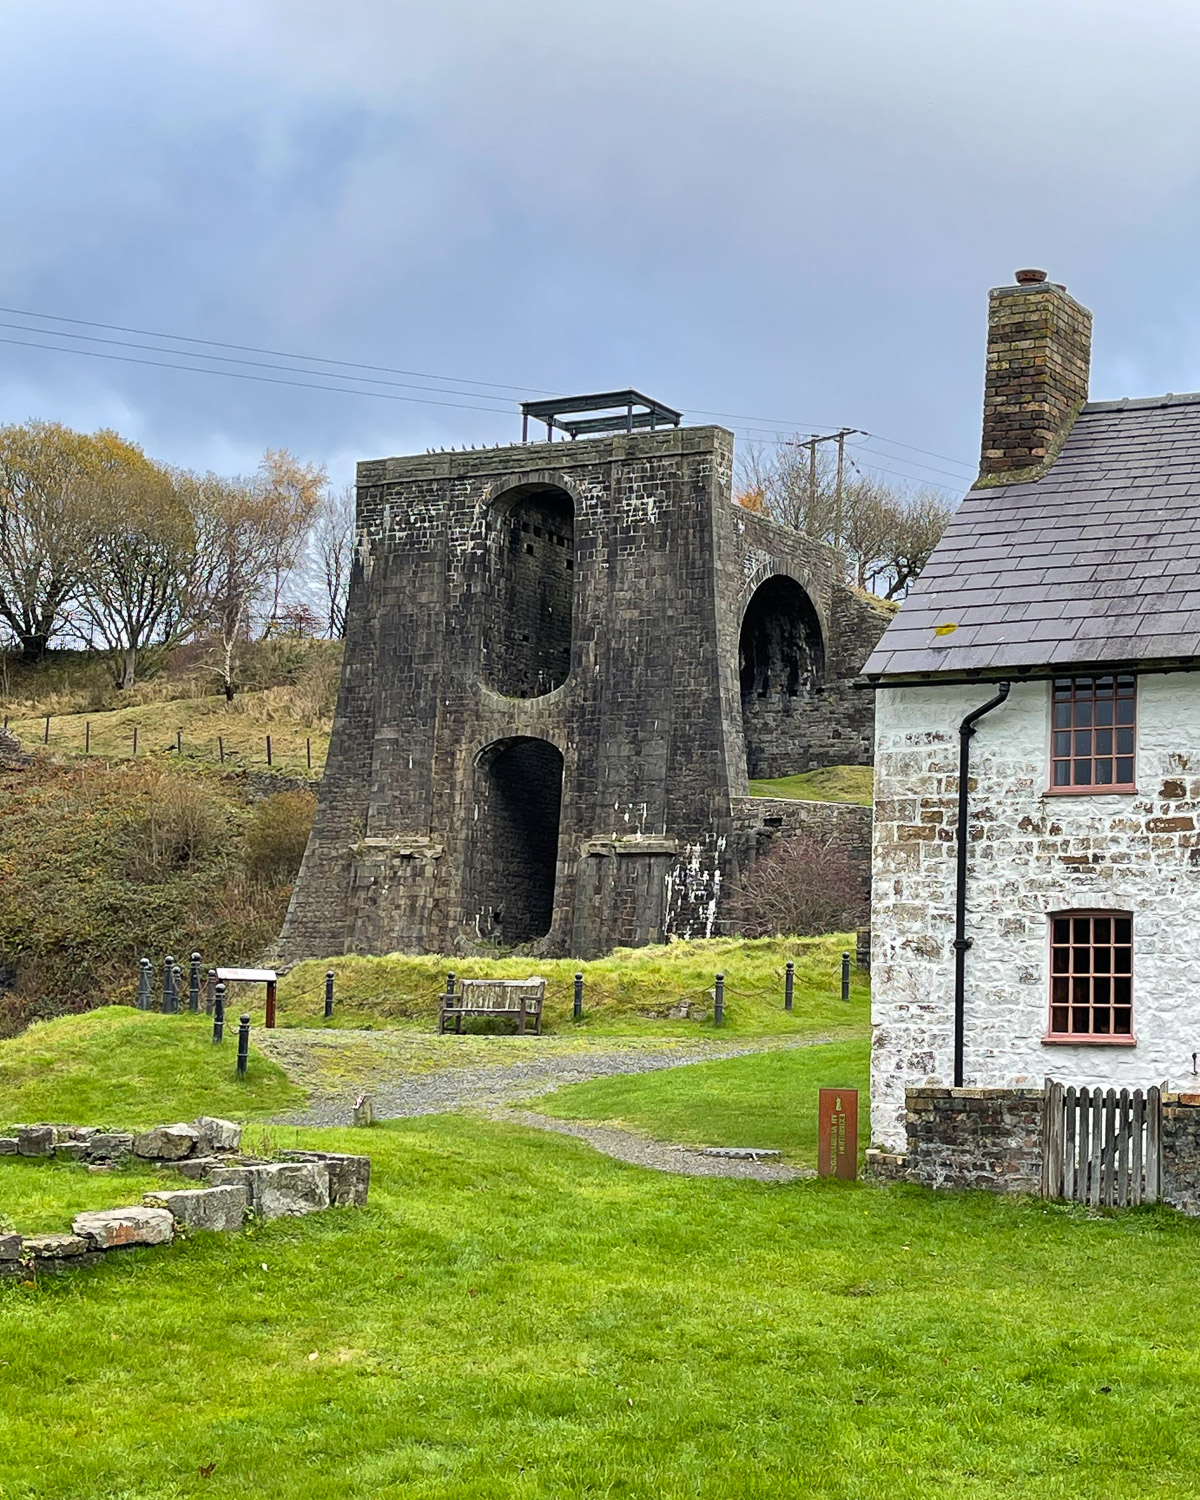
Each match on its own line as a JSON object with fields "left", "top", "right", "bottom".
{"left": 279, "top": 935, "right": 870, "bottom": 1037}
{"left": 534, "top": 1038, "right": 870, "bottom": 1164}
{"left": 0, "top": 1007, "right": 304, "bottom": 1126}
{"left": 749, "top": 764, "right": 874, "bottom": 804}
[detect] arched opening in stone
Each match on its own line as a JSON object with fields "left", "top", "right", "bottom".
{"left": 739, "top": 575, "right": 825, "bottom": 779}
{"left": 482, "top": 485, "right": 574, "bottom": 698}
{"left": 469, "top": 737, "right": 564, "bottom": 944}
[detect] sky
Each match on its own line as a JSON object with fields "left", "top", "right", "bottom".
{"left": 4, "top": 0, "right": 1200, "bottom": 496}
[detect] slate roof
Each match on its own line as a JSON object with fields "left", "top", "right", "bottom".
{"left": 862, "top": 394, "right": 1200, "bottom": 682}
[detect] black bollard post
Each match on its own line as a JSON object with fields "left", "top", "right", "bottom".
{"left": 137, "top": 958, "right": 152, "bottom": 1011}
{"left": 162, "top": 956, "right": 176, "bottom": 1014}
{"left": 206, "top": 968, "right": 217, "bottom": 1015}
{"left": 841, "top": 951, "right": 851, "bottom": 1003}
{"left": 237, "top": 1014, "right": 250, "bottom": 1076}
{"left": 574, "top": 971, "right": 584, "bottom": 1021}
{"left": 324, "top": 969, "right": 335, "bottom": 1019}
{"left": 714, "top": 972, "right": 725, "bottom": 1026}
{"left": 785, "top": 960, "right": 795, "bottom": 1012}
{"left": 189, "top": 952, "right": 201, "bottom": 1013}
{"left": 213, "top": 982, "right": 226, "bottom": 1044}
{"left": 171, "top": 964, "right": 183, "bottom": 1015}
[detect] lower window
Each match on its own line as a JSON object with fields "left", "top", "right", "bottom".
{"left": 1048, "top": 911, "right": 1133, "bottom": 1040}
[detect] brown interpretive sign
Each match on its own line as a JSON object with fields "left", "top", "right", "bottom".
{"left": 818, "top": 1088, "right": 859, "bottom": 1180}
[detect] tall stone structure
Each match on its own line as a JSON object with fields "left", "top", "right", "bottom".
{"left": 279, "top": 406, "right": 888, "bottom": 961}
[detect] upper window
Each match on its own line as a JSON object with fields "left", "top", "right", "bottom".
{"left": 1050, "top": 675, "right": 1136, "bottom": 791}
{"left": 1048, "top": 912, "right": 1133, "bottom": 1041}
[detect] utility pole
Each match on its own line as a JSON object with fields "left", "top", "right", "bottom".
{"left": 787, "top": 428, "right": 863, "bottom": 547}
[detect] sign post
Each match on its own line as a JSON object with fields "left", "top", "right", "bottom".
{"left": 818, "top": 1088, "right": 859, "bottom": 1180}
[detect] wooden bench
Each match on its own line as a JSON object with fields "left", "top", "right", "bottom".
{"left": 439, "top": 978, "right": 545, "bottom": 1035}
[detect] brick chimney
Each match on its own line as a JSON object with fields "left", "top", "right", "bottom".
{"left": 979, "top": 270, "right": 1092, "bottom": 481}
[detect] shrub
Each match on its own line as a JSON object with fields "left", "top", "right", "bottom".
{"left": 244, "top": 789, "right": 316, "bottom": 885}
{"left": 125, "top": 776, "right": 225, "bottom": 881}
{"left": 730, "top": 832, "right": 866, "bottom": 938}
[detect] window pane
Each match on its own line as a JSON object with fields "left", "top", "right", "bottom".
{"left": 1095, "top": 759, "right": 1113, "bottom": 784}
{"left": 1093, "top": 948, "right": 1111, "bottom": 973}
{"left": 1114, "top": 976, "right": 1132, "bottom": 1005}
{"left": 1114, "top": 1008, "right": 1132, "bottom": 1034}
{"left": 1093, "top": 1008, "right": 1111, "bottom": 1034}
{"left": 1054, "top": 731, "right": 1071, "bottom": 756}
{"left": 1117, "top": 699, "right": 1135, "bottom": 725}
{"left": 1073, "top": 945, "right": 1091, "bottom": 972}
{"left": 1073, "top": 977, "right": 1090, "bottom": 1004}
{"left": 1072, "top": 1006, "right": 1090, "bottom": 1032}
{"left": 1052, "top": 947, "right": 1070, "bottom": 973}
{"left": 1116, "top": 728, "right": 1134, "bottom": 755}
{"left": 1051, "top": 1006, "right": 1069, "bottom": 1032}
{"left": 1093, "top": 917, "right": 1110, "bottom": 943}
{"left": 1093, "top": 974, "right": 1110, "bottom": 1000}
{"left": 1076, "top": 701, "right": 1093, "bottom": 728}
{"left": 1074, "top": 759, "right": 1091, "bottom": 783}
{"left": 1073, "top": 917, "right": 1091, "bottom": 943}
{"left": 1053, "top": 976, "right": 1069, "bottom": 1003}
{"left": 1074, "top": 729, "right": 1093, "bottom": 755}
{"left": 1116, "top": 758, "right": 1134, "bottom": 783}
{"left": 1054, "top": 702, "right": 1072, "bottom": 729}
{"left": 1114, "top": 948, "right": 1131, "bottom": 974}
{"left": 1053, "top": 918, "right": 1071, "bottom": 943}
{"left": 1095, "top": 700, "right": 1114, "bottom": 727}
{"left": 1115, "top": 918, "right": 1132, "bottom": 944}
{"left": 1053, "top": 761, "right": 1071, "bottom": 786}
{"left": 1094, "top": 729, "right": 1113, "bottom": 755}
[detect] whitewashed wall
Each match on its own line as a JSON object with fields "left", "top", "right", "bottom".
{"left": 871, "top": 675, "right": 1200, "bottom": 1149}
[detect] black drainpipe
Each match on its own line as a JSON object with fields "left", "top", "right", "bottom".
{"left": 953, "top": 682, "right": 1011, "bottom": 1087}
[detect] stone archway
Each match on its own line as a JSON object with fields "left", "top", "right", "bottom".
{"left": 738, "top": 575, "right": 825, "bottom": 779}
{"left": 468, "top": 737, "right": 564, "bottom": 944}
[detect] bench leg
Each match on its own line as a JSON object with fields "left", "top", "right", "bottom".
{"left": 518, "top": 1001, "right": 526, "bottom": 1036}
{"left": 456, "top": 1013, "right": 463, "bottom": 1034}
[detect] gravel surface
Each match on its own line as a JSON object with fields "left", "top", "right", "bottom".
{"left": 263, "top": 1032, "right": 821, "bottom": 1127}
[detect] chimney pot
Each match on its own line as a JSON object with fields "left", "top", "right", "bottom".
{"left": 1014, "top": 268, "right": 1048, "bottom": 284}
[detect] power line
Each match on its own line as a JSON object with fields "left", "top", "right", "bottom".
{"left": 0, "top": 302, "right": 976, "bottom": 477}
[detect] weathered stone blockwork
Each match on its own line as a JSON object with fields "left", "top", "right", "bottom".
{"left": 280, "top": 427, "right": 889, "bottom": 961}
{"left": 870, "top": 676, "right": 1200, "bottom": 1149}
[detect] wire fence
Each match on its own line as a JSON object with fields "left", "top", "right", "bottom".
{"left": 3, "top": 713, "right": 324, "bottom": 773}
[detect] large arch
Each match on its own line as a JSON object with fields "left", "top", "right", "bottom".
{"left": 481, "top": 484, "right": 575, "bottom": 699}
{"left": 738, "top": 574, "right": 825, "bottom": 779}
{"left": 468, "top": 736, "right": 564, "bottom": 944}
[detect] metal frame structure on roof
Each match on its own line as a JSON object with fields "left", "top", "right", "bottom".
{"left": 520, "top": 390, "right": 682, "bottom": 443}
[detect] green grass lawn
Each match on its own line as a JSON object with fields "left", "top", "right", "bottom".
{"left": 535, "top": 1039, "right": 869, "bottom": 1165}
{"left": 279, "top": 934, "right": 869, "bottom": 1037}
{"left": 0, "top": 1007, "right": 304, "bottom": 1129}
{"left": 4, "top": 1113, "right": 1200, "bottom": 1499}
{"left": 748, "top": 763, "right": 874, "bottom": 804}
{"left": 0, "top": 1155, "right": 185, "bottom": 1235}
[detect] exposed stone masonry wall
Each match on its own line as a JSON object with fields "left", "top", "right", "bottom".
{"left": 871, "top": 676, "right": 1200, "bottom": 1150}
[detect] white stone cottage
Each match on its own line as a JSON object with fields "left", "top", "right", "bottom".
{"left": 863, "top": 271, "right": 1200, "bottom": 1153}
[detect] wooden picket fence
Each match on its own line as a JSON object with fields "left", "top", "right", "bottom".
{"left": 1041, "top": 1079, "right": 1162, "bottom": 1207}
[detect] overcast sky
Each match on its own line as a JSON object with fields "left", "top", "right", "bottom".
{"left": 4, "top": 0, "right": 1200, "bottom": 495}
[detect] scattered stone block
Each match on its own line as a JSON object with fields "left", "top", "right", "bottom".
{"left": 143, "top": 1184, "right": 248, "bottom": 1232}
{"left": 52, "top": 1126, "right": 98, "bottom": 1144}
{"left": 54, "top": 1142, "right": 87, "bottom": 1162}
{"left": 0, "top": 1233, "right": 23, "bottom": 1260}
{"left": 17, "top": 1126, "right": 55, "bottom": 1157}
{"left": 0, "top": 1138, "right": 17, "bottom": 1155}
{"left": 72, "top": 1207, "right": 174, "bottom": 1249}
{"left": 172, "top": 1155, "right": 226, "bottom": 1181}
{"left": 193, "top": 1117, "right": 242, "bottom": 1153}
{"left": 25, "top": 1233, "right": 88, "bottom": 1258}
{"left": 85, "top": 1134, "right": 134, "bottom": 1161}
{"left": 353, "top": 1097, "right": 374, "bottom": 1128}
{"left": 281, "top": 1151, "right": 371, "bottom": 1207}
{"left": 133, "top": 1124, "right": 200, "bottom": 1161}
{"left": 210, "top": 1162, "right": 330, "bottom": 1219}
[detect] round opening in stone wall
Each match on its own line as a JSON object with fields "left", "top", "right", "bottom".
{"left": 481, "top": 484, "right": 575, "bottom": 699}
{"left": 739, "top": 574, "right": 825, "bottom": 780}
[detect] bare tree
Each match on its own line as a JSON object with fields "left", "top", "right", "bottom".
{"left": 0, "top": 421, "right": 129, "bottom": 661}
{"left": 188, "top": 474, "right": 278, "bottom": 701}
{"left": 310, "top": 483, "right": 355, "bottom": 638}
{"left": 734, "top": 433, "right": 954, "bottom": 598}
{"left": 255, "top": 450, "right": 327, "bottom": 636}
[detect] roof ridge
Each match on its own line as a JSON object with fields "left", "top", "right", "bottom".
{"left": 1083, "top": 391, "right": 1200, "bottom": 413}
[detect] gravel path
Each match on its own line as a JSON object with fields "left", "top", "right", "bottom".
{"left": 260, "top": 1030, "right": 827, "bottom": 1180}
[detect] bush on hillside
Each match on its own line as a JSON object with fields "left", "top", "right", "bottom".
{"left": 125, "top": 776, "right": 225, "bottom": 881}
{"left": 244, "top": 789, "right": 316, "bottom": 885}
{"left": 730, "top": 832, "right": 866, "bottom": 938}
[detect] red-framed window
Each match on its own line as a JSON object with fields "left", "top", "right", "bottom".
{"left": 1050, "top": 675, "right": 1136, "bottom": 791}
{"left": 1048, "top": 912, "right": 1133, "bottom": 1041}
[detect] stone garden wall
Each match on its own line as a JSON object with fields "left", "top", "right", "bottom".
{"left": 867, "top": 1085, "right": 1200, "bottom": 1215}
{"left": 0, "top": 1115, "right": 370, "bottom": 1276}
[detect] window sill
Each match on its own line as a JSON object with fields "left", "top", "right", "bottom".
{"left": 1041, "top": 1034, "right": 1137, "bottom": 1047}
{"left": 1043, "top": 786, "right": 1138, "bottom": 798}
